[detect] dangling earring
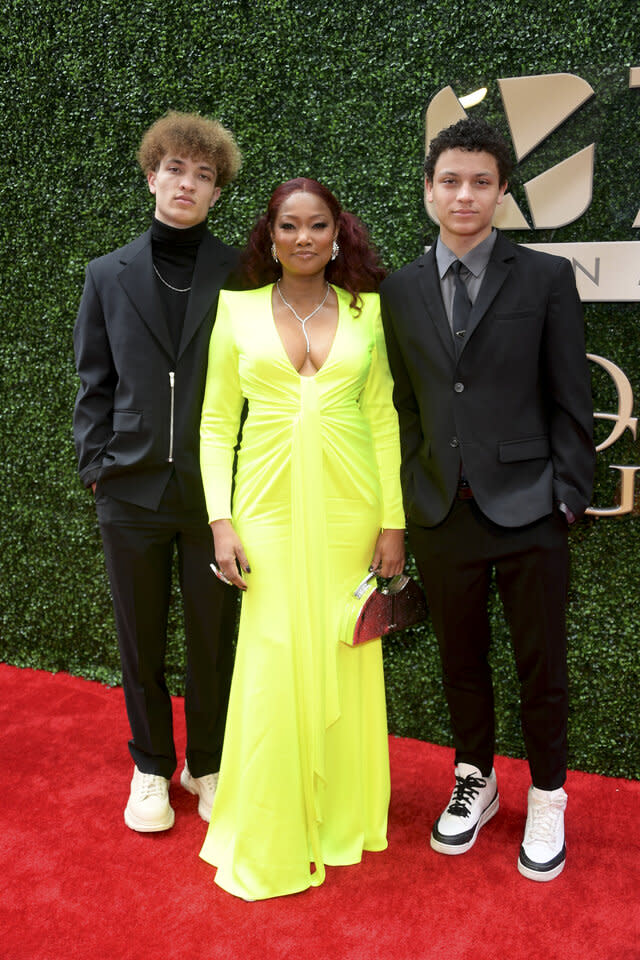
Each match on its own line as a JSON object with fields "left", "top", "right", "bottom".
{"left": 331, "top": 240, "right": 340, "bottom": 261}
{"left": 271, "top": 242, "right": 278, "bottom": 263}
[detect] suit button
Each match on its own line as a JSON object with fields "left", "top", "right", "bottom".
{"left": 454, "top": 381, "right": 464, "bottom": 393}
{"left": 450, "top": 437, "right": 459, "bottom": 448}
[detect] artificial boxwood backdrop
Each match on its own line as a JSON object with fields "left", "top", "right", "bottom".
{"left": 2, "top": 0, "right": 639, "bottom": 778}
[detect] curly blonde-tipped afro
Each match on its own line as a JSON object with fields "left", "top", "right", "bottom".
{"left": 137, "top": 110, "right": 242, "bottom": 187}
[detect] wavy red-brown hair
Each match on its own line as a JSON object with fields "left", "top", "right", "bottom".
{"left": 241, "top": 178, "right": 386, "bottom": 312}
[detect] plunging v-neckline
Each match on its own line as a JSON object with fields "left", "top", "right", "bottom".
{"left": 272, "top": 283, "right": 341, "bottom": 378}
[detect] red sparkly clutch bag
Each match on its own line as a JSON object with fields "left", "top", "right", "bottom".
{"left": 339, "top": 572, "right": 428, "bottom": 646}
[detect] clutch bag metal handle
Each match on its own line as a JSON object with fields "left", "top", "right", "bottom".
{"left": 354, "top": 571, "right": 377, "bottom": 599}
{"left": 353, "top": 572, "right": 410, "bottom": 600}
{"left": 380, "top": 574, "right": 410, "bottom": 595}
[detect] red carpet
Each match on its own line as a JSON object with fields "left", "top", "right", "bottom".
{"left": 1, "top": 664, "right": 638, "bottom": 960}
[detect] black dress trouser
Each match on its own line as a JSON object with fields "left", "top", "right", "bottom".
{"left": 408, "top": 499, "right": 570, "bottom": 791}
{"left": 96, "top": 482, "right": 236, "bottom": 780}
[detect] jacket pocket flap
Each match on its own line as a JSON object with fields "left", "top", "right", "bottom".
{"left": 499, "top": 435, "right": 550, "bottom": 463}
{"left": 113, "top": 409, "right": 142, "bottom": 432}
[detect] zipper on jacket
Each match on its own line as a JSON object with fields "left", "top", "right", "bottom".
{"left": 168, "top": 370, "right": 175, "bottom": 463}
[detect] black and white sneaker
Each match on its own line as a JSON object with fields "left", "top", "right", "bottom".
{"left": 430, "top": 763, "right": 499, "bottom": 855}
{"left": 518, "top": 785, "right": 567, "bottom": 882}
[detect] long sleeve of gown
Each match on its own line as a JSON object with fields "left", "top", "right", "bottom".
{"left": 359, "top": 304, "right": 405, "bottom": 530}
{"left": 200, "top": 291, "right": 244, "bottom": 522}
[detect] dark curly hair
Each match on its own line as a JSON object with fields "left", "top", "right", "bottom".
{"left": 137, "top": 110, "right": 241, "bottom": 187}
{"left": 241, "top": 178, "right": 386, "bottom": 313}
{"left": 424, "top": 117, "right": 513, "bottom": 185}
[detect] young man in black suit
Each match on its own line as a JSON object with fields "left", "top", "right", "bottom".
{"left": 381, "top": 118, "right": 595, "bottom": 880}
{"left": 73, "top": 111, "right": 241, "bottom": 832}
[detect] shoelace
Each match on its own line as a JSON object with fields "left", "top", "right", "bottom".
{"left": 135, "top": 773, "right": 167, "bottom": 801}
{"left": 447, "top": 773, "right": 487, "bottom": 818}
{"left": 524, "top": 797, "right": 564, "bottom": 843}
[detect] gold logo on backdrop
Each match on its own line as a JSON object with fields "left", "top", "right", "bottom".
{"left": 586, "top": 356, "right": 639, "bottom": 517}
{"left": 425, "top": 69, "right": 640, "bottom": 302}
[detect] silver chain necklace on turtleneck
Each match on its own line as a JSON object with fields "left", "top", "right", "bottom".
{"left": 276, "top": 280, "right": 330, "bottom": 353}
{"left": 153, "top": 262, "right": 191, "bottom": 293}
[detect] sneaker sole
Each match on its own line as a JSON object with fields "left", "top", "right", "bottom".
{"left": 430, "top": 792, "right": 499, "bottom": 855}
{"left": 517, "top": 852, "right": 566, "bottom": 882}
{"left": 124, "top": 806, "right": 175, "bottom": 832}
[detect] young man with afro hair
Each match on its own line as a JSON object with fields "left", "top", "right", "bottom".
{"left": 74, "top": 111, "right": 241, "bottom": 832}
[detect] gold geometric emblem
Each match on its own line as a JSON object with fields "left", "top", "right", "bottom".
{"left": 425, "top": 74, "right": 595, "bottom": 229}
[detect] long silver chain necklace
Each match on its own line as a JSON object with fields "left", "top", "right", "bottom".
{"left": 153, "top": 262, "right": 191, "bottom": 293}
{"left": 276, "top": 280, "right": 330, "bottom": 353}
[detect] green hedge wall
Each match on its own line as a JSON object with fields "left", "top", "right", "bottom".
{"left": 2, "top": 0, "right": 639, "bottom": 778}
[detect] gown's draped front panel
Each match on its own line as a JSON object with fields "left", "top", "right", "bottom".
{"left": 199, "top": 285, "right": 404, "bottom": 900}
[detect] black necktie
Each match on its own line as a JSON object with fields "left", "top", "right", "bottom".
{"left": 451, "top": 260, "right": 471, "bottom": 342}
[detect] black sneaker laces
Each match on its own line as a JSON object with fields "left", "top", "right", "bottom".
{"left": 447, "top": 773, "right": 487, "bottom": 818}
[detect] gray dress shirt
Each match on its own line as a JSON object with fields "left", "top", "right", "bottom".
{"left": 435, "top": 229, "right": 498, "bottom": 333}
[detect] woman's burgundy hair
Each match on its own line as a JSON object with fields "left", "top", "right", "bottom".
{"left": 241, "top": 178, "right": 386, "bottom": 311}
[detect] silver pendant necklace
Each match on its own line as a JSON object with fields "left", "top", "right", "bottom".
{"left": 276, "top": 280, "right": 330, "bottom": 353}
{"left": 153, "top": 262, "right": 191, "bottom": 293}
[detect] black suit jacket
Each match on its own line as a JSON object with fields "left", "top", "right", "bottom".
{"left": 73, "top": 227, "right": 239, "bottom": 512}
{"left": 380, "top": 232, "right": 595, "bottom": 528}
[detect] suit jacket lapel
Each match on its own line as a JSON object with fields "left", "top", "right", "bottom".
{"left": 417, "top": 248, "right": 456, "bottom": 362}
{"left": 117, "top": 230, "right": 175, "bottom": 359}
{"left": 462, "top": 233, "right": 513, "bottom": 349}
{"left": 178, "top": 233, "right": 236, "bottom": 360}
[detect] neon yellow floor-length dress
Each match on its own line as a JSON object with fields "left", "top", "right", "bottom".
{"left": 199, "top": 284, "right": 404, "bottom": 900}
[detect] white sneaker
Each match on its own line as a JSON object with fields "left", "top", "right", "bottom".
{"left": 430, "top": 763, "right": 499, "bottom": 855}
{"left": 124, "top": 766, "right": 174, "bottom": 832}
{"left": 180, "top": 761, "right": 219, "bottom": 822}
{"left": 518, "top": 785, "right": 567, "bottom": 881}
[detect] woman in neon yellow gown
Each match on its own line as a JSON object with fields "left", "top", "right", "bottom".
{"left": 199, "top": 178, "right": 405, "bottom": 900}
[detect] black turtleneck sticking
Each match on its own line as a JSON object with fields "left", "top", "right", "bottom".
{"left": 151, "top": 217, "right": 208, "bottom": 354}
